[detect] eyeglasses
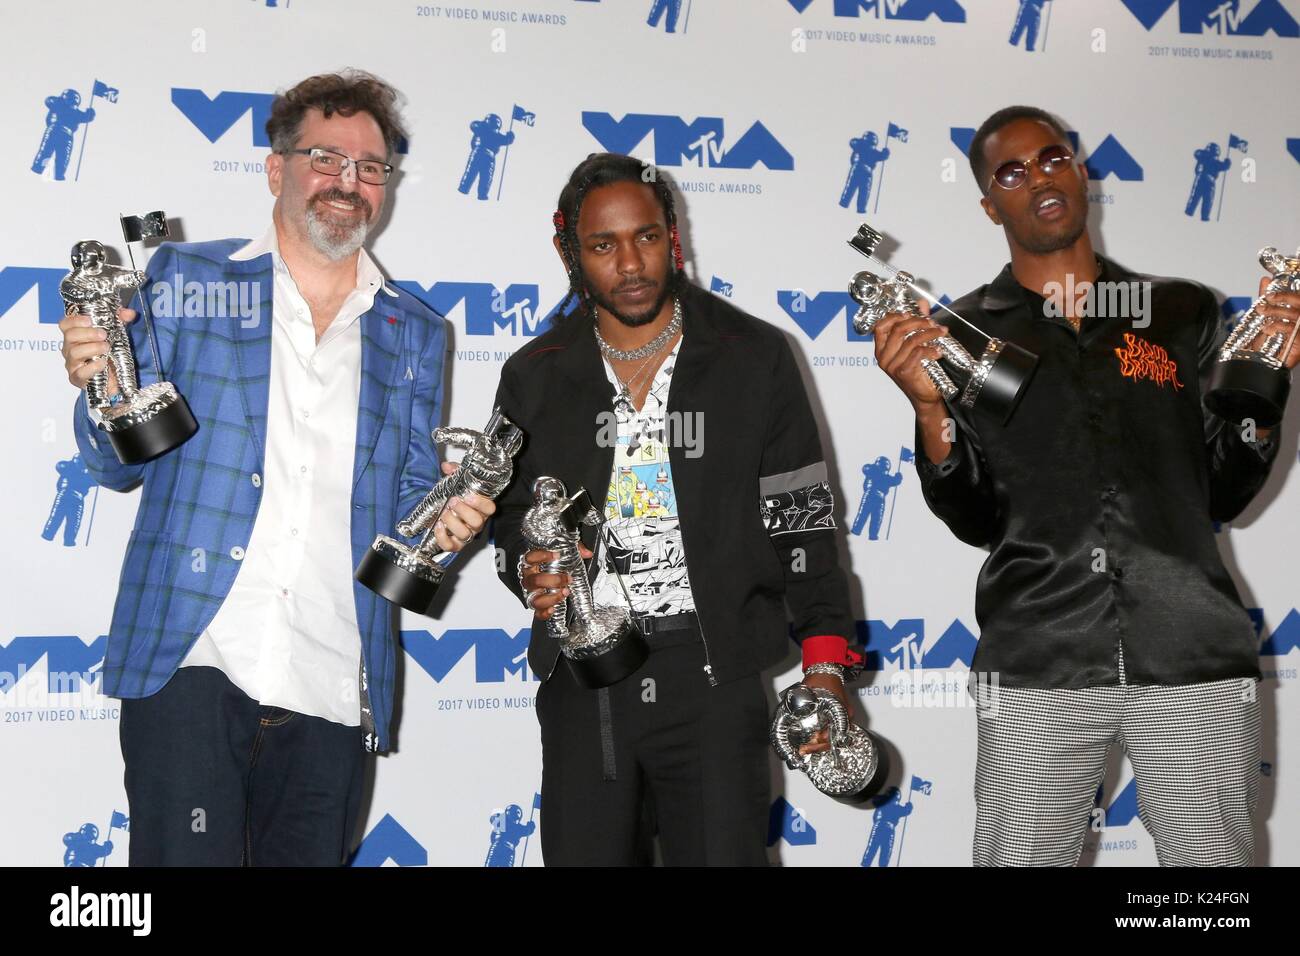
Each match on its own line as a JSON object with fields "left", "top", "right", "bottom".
{"left": 989, "top": 144, "right": 1075, "bottom": 191}
{"left": 283, "top": 147, "right": 393, "bottom": 186}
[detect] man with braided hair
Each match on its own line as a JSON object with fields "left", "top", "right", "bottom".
{"left": 490, "top": 153, "right": 865, "bottom": 866}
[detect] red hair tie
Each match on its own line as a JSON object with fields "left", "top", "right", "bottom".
{"left": 552, "top": 210, "right": 566, "bottom": 231}
{"left": 670, "top": 225, "right": 685, "bottom": 271}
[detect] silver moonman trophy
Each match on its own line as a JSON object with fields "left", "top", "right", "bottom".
{"left": 771, "top": 683, "right": 888, "bottom": 805}
{"left": 520, "top": 476, "right": 648, "bottom": 689}
{"left": 848, "top": 223, "right": 1039, "bottom": 425}
{"left": 355, "top": 407, "right": 524, "bottom": 615}
{"left": 61, "top": 211, "right": 198, "bottom": 463}
{"left": 1205, "top": 245, "right": 1300, "bottom": 428}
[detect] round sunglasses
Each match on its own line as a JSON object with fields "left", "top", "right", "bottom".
{"left": 990, "top": 144, "right": 1075, "bottom": 191}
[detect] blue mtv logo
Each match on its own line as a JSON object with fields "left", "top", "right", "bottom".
{"left": 172, "top": 89, "right": 275, "bottom": 146}
{"left": 394, "top": 281, "right": 559, "bottom": 336}
{"left": 1289, "top": 138, "right": 1300, "bottom": 164}
{"left": 400, "top": 627, "right": 535, "bottom": 683}
{"left": 582, "top": 112, "right": 794, "bottom": 170}
{"left": 1118, "top": 0, "right": 1299, "bottom": 36}
{"left": 777, "top": 290, "right": 870, "bottom": 342}
{"left": 856, "top": 618, "right": 977, "bottom": 670}
{"left": 1093, "top": 778, "right": 1140, "bottom": 830}
{"left": 950, "top": 127, "right": 1144, "bottom": 182}
{"left": 1260, "top": 608, "right": 1300, "bottom": 657}
{"left": 173, "top": 88, "right": 411, "bottom": 151}
{"left": 0, "top": 635, "right": 106, "bottom": 693}
{"left": 350, "top": 814, "right": 428, "bottom": 867}
{"left": 0, "top": 266, "right": 67, "bottom": 324}
{"left": 709, "top": 275, "right": 733, "bottom": 297}
{"left": 767, "top": 796, "right": 817, "bottom": 847}
{"left": 1221, "top": 294, "right": 1254, "bottom": 332}
{"left": 786, "top": 0, "right": 966, "bottom": 20}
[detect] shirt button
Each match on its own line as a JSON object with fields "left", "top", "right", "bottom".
{"left": 1101, "top": 486, "right": 1117, "bottom": 501}
{"left": 1112, "top": 567, "right": 1124, "bottom": 580}
{"left": 230, "top": 546, "right": 245, "bottom": 560}
{"left": 281, "top": 587, "right": 290, "bottom": 597}
{"left": 251, "top": 473, "right": 262, "bottom": 488}
{"left": 300, "top": 465, "right": 308, "bottom": 474}
{"left": 291, "top": 528, "right": 299, "bottom": 536}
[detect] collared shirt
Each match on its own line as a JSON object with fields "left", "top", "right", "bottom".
{"left": 180, "top": 225, "right": 394, "bottom": 726}
{"left": 917, "top": 256, "right": 1278, "bottom": 690}
{"left": 591, "top": 337, "right": 698, "bottom": 617}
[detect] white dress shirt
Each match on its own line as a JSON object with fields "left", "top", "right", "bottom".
{"left": 180, "top": 225, "right": 395, "bottom": 726}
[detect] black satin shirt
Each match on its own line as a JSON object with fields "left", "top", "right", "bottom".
{"left": 917, "top": 257, "right": 1278, "bottom": 689}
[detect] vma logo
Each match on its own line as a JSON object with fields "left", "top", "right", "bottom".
{"left": 172, "top": 88, "right": 411, "bottom": 152}
{"left": 582, "top": 112, "right": 794, "bottom": 170}
{"left": 172, "top": 89, "right": 275, "bottom": 145}
{"left": 787, "top": 0, "right": 966, "bottom": 21}
{"left": 350, "top": 814, "right": 428, "bottom": 867}
{"left": 0, "top": 266, "right": 65, "bottom": 324}
{"left": 394, "top": 281, "right": 559, "bottom": 337}
{"left": 777, "top": 290, "right": 870, "bottom": 342}
{"left": 1260, "top": 608, "right": 1300, "bottom": 657}
{"left": 1091, "top": 777, "right": 1140, "bottom": 832}
{"left": 768, "top": 796, "right": 817, "bottom": 847}
{"left": 486, "top": 793, "right": 540, "bottom": 867}
{"left": 1119, "top": 0, "right": 1299, "bottom": 36}
{"left": 857, "top": 618, "right": 978, "bottom": 670}
{"left": 951, "top": 127, "right": 1144, "bottom": 182}
{"left": 0, "top": 635, "right": 106, "bottom": 694}
{"left": 400, "top": 627, "right": 535, "bottom": 683}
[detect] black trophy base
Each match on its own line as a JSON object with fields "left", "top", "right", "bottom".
{"left": 836, "top": 737, "right": 891, "bottom": 807}
{"left": 355, "top": 548, "right": 443, "bottom": 615}
{"left": 1205, "top": 359, "right": 1290, "bottom": 428}
{"left": 976, "top": 340, "right": 1039, "bottom": 425}
{"left": 566, "top": 627, "right": 650, "bottom": 689}
{"left": 106, "top": 394, "right": 199, "bottom": 465}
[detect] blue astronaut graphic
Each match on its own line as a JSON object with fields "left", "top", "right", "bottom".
{"left": 42, "top": 453, "right": 98, "bottom": 547}
{"left": 860, "top": 787, "right": 913, "bottom": 867}
{"left": 1009, "top": 0, "right": 1049, "bottom": 51}
{"left": 485, "top": 803, "right": 536, "bottom": 867}
{"left": 459, "top": 114, "right": 516, "bottom": 201}
{"left": 840, "top": 132, "right": 891, "bottom": 215}
{"left": 32, "top": 89, "right": 97, "bottom": 181}
{"left": 1185, "top": 135, "right": 1247, "bottom": 221}
{"left": 851, "top": 448, "right": 913, "bottom": 540}
{"left": 648, "top": 0, "right": 686, "bottom": 33}
{"left": 62, "top": 822, "right": 115, "bottom": 867}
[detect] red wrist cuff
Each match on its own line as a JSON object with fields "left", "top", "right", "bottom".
{"left": 801, "top": 635, "right": 863, "bottom": 671}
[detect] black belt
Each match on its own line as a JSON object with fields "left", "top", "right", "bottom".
{"left": 631, "top": 611, "right": 701, "bottom": 646}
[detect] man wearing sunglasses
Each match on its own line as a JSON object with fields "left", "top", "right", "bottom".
{"left": 57, "top": 70, "right": 494, "bottom": 865}
{"left": 872, "top": 105, "right": 1298, "bottom": 866}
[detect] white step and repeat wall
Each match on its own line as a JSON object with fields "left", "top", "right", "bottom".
{"left": 2, "top": 0, "right": 1297, "bottom": 867}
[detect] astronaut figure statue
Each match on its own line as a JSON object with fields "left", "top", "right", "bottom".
{"left": 356, "top": 408, "right": 523, "bottom": 614}
{"left": 61, "top": 238, "right": 197, "bottom": 463}
{"left": 520, "top": 476, "right": 647, "bottom": 688}
{"left": 770, "top": 682, "right": 886, "bottom": 804}
{"left": 1205, "top": 245, "right": 1300, "bottom": 427}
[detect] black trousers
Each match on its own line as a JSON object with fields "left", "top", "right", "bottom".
{"left": 119, "top": 665, "right": 365, "bottom": 866}
{"left": 537, "top": 637, "right": 771, "bottom": 866}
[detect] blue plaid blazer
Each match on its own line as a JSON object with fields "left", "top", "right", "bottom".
{"left": 73, "top": 239, "right": 446, "bottom": 752}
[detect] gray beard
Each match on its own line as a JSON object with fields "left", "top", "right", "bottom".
{"left": 306, "top": 207, "right": 369, "bottom": 261}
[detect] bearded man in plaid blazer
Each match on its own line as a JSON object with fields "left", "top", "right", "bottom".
{"left": 57, "top": 71, "right": 494, "bottom": 866}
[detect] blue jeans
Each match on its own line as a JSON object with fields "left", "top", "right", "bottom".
{"left": 119, "top": 665, "right": 366, "bottom": 866}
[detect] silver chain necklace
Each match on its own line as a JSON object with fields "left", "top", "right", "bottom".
{"left": 594, "top": 298, "right": 682, "bottom": 362}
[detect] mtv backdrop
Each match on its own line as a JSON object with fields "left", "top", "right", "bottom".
{"left": 1, "top": 0, "right": 1297, "bottom": 867}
